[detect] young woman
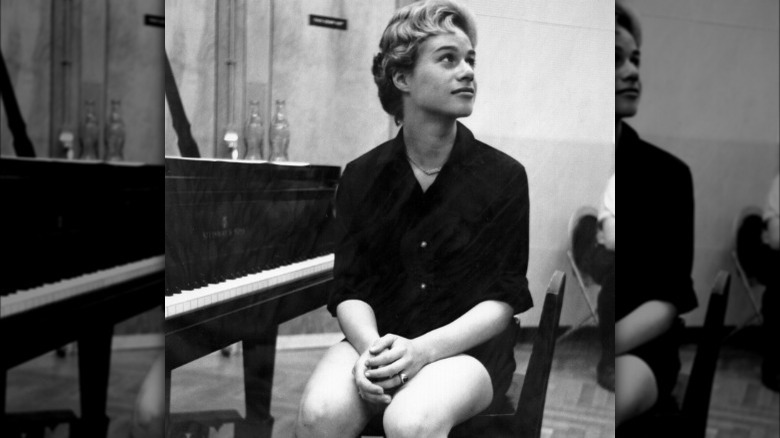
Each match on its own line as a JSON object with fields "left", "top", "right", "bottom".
{"left": 614, "top": 1, "right": 698, "bottom": 426}
{"left": 296, "top": 1, "right": 532, "bottom": 437}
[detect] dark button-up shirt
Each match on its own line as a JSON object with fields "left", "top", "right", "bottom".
{"left": 618, "top": 123, "right": 698, "bottom": 320}
{"left": 328, "top": 122, "right": 532, "bottom": 395}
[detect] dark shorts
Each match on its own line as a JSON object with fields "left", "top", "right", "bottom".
{"left": 623, "top": 319, "right": 684, "bottom": 399}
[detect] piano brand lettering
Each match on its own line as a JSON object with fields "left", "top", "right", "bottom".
{"left": 201, "top": 216, "right": 246, "bottom": 239}
{"left": 202, "top": 228, "right": 246, "bottom": 239}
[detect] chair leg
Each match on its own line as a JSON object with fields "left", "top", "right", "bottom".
{"left": 557, "top": 253, "right": 599, "bottom": 343}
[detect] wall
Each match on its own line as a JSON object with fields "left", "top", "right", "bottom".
{"left": 625, "top": 0, "right": 779, "bottom": 326}
{"left": 1, "top": 0, "right": 163, "bottom": 163}
{"left": 460, "top": 0, "right": 614, "bottom": 327}
{"left": 1, "top": 0, "right": 51, "bottom": 158}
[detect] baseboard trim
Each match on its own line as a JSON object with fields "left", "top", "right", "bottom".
{"left": 105, "top": 324, "right": 761, "bottom": 354}
{"left": 113, "top": 334, "right": 164, "bottom": 350}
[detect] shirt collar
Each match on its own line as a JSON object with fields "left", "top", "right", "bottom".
{"left": 618, "top": 122, "right": 640, "bottom": 149}
{"left": 382, "top": 121, "right": 481, "bottom": 171}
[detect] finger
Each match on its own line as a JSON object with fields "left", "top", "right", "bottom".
{"left": 374, "top": 374, "right": 404, "bottom": 390}
{"left": 369, "top": 334, "right": 396, "bottom": 355}
{"left": 366, "top": 362, "right": 405, "bottom": 381}
{"left": 366, "top": 347, "right": 403, "bottom": 368}
{"left": 357, "top": 374, "right": 385, "bottom": 396}
{"left": 360, "top": 391, "right": 392, "bottom": 405}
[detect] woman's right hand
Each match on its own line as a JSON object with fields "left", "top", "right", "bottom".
{"left": 353, "top": 347, "right": 392, "bottom": 405}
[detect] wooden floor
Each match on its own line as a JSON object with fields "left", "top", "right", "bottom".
{"left": 5, "top": 347, "right": 161, "bottom": 438}
{"left": 5, "top": 334, "right": 777, "bottom": 438}
{"left": 678, "top": 343, "right": 779, "bottom": 438}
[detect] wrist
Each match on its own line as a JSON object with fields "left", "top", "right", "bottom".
{"left": 412, "top": 337, "right": 435, "bottom": 365}
{"left": 356, "top": 335, "right": 381, "bottom": 354}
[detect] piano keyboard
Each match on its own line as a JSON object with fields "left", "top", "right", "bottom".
{"left": 165, "top": 253, "right": 334, "bottom": 319}
{"left": 0, "top": 255, "right": 165, "bottom": 318}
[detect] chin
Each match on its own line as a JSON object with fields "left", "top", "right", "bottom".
{"left": 616, "top": 104, "right": 638, "bottom": 119}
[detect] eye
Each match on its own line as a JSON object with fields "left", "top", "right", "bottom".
{"left": 615, "top": 52, "right": 625, "bottom": 68}
{"left": 467, "top": 57, "right": 476, "bottom": 68}
{"left": 631, "top": 56, "right": 641, "bottom": 67}
{"left": 440, "top": 54, "right": 455, "bottom": 63}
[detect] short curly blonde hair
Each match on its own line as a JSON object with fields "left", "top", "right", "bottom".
{"left": 616, "top": 0, "right": 642, "bottom": 47}
{"left": 371, "top": 0, "right": 477, "bottom": 125}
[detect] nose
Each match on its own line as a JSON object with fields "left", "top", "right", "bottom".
{"left": 458, "top": 60, "right": 474, "bottom": 83}
{"left": 620, "top": 60, "right": 639, "bottom": 82}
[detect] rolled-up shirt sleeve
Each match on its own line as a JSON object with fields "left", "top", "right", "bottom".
{"left": 598, "top": 174, "right": 615, "bottom": 222}
{"left": 471, "top": 164, "right": 532, "bottom": 315}
{"left": 764, "top": 174, "right": 779, "bottom": 222}
{"left": 327, "top": 164, "right": 369, "bottom": 317}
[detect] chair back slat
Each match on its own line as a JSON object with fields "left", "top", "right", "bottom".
{"left": 681, "top": 271, "right": 730, "bottom": 437}
{"left": 514, "top": 270, "right": 566, "bottom": 436}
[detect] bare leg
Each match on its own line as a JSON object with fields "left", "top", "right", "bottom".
{"left": 382, "top": 354, "right": 493, "bottom": 438}
{"left": 296, "top": 341, "right": 376, "bottom": 438}
{"left": 616, "top": 354, "right": 658, "bottom": 426}
{"left": 131, "top": 354, "right": 164, "bottom": 438}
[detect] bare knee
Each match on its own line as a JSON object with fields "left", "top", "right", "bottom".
{"left": 296, "top": 391, "right": 362, "bottom": 438}
{"left": 384, "top": 408, "right": 447, "bottom": 438}
{"left": 616, "top": 355, "right": 658, "bottom": 426}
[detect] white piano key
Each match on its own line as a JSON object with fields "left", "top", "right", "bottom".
{"left": 0, "top": 255, "right": 164, "bottom": 318}
{"left": 165, "top": 254, "right": 334, "bottom": 318}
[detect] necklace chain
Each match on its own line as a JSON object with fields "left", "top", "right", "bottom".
{"left": 406, "top": 154, "right": 442, "bottom": 176}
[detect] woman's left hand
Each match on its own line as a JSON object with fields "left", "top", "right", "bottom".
{"left": 363, "top": 334, "right": 428, "bottom": 390}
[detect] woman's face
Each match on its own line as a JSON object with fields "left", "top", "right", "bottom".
{"left": 615, "top": 26, "right": 641, "bottom": 119}
{"left": 402, "top": 28, "right": 477, "bottom": 121}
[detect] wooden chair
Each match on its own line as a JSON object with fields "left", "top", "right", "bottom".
{"left": 361, "top": 271, "right": 566, "bottom": 438}
{"left": 558, "top": 207, "right": 600, "bottom": 342}
{"left": 728, "top": 207, "right": 765, "bottom": 340}
{"left": 618, "top": 271, "right": 731, "bottom": 438}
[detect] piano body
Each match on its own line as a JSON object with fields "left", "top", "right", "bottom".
{"left": 0, "top": 157, "right": 164, "bottom": 436}
{"left": 165, "top": 157, "right": 340, "bottom": 437}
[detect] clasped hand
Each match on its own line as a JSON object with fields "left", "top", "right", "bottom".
{"left": 352, "top": 334, "right": 427, "bottom": 405}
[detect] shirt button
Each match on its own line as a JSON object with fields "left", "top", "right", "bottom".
{"left": 420, "top": 283, "right": 427, "bottom": 290}
{"left": 420, "top": 241, "right": 428, "bottom": 248}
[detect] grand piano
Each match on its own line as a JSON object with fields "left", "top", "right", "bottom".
{"left": 1, "top": 50, "right": 163, "bottom": 437}
{"left": 164, "top": 157, "right": 340, "bottom": 437}
{"left": 0, "top": 157, "right": 164, "bottom": 436}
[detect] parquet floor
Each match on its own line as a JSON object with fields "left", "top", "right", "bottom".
{"left": 5, "top": 347, "right": 160, "bottom": 438}
{"left": 5, "top": 335, "right": 777, "bottom": 438}
{"left": 677, "top": 344, "right": 779, "bottom": 438}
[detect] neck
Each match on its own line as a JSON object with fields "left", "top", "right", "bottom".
{"left": 402, "top": 114, "right": 457, "bottom": 168}
{"left": 616, "top": 118, "right": 623, "bottom": 145}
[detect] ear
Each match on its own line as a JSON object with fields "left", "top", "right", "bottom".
{"left": 392, "top": 70, "right": 411, "bottom": 93}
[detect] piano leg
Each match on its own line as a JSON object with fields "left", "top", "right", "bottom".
{"left": 75, "top": 328, "right": 113, "bottom": 438}
{"left": 236, "top": 328, "right": 278, "bottom": 438}
{"left": 1, "top": 369, "right": 6, "bottom": 414}
{"left": 165, "top": 364, "right": 172, "bottom": 438}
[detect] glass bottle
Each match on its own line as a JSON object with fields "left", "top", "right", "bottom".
{"left": 224, "top": 128, "right": 239, "bottom": 160}
{"left": 269, "top": 99, "right": 290, "bottom": 162}
{"left": 80, "top": 100, "right": 99, "bottom": 160}
{"left": 59, "top": 127, "right": 75, "bottom": 160}
{"left": 243, "top": 100, "right": 264, "bottom": 160}
{"left": 105, "top": 99, "right": 125, "bottom": 161}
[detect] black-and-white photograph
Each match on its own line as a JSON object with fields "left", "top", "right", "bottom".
{"left": 2, "top": 0, "right": 778, "bottom": 437}
{"left": 615, "top": 1, "right": 778, "bottom": 437}
{"left": 164, "top": 0, "right": 613, "bottom": 437}
{"left": 1, "top": 0, "right": 164, "bottom": 437}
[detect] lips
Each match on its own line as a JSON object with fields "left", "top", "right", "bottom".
{"left": 617, "top": 88, "right": 639, "bottom": 95}
{"left": 452, "top": 87, "right": 475, "bottom": 95}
